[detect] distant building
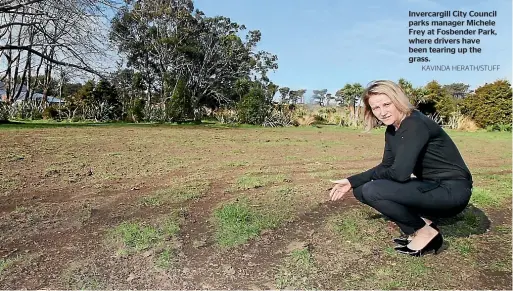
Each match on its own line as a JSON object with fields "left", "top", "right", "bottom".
{"left": 0, "top": 83, "right": 64, "bottom": 105}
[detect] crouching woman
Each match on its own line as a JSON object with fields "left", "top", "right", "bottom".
{"left": 329, "top": 80, "right": 473, "bottom": 257}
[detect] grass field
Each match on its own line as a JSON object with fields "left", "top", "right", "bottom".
{"left": 0, "top": 121, "right": 511, "bottom": 289}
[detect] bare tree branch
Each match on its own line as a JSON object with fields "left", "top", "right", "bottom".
{"left": 1, "top": 45, "right": 102, "bottom": 75}
{"left": 0, "top": 0, "right": 45, "bottom": 13}
{"left": 0, "top": 21, "right": 41, "bottom": 30}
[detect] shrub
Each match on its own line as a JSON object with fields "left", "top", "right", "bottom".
{"left": 237, "top": 87, "right": 271, "bottom": 125}
{"left": 42, "top": 106, "right": 59, "bottom": 120}
{"left": 422, "top": 81, "right": 456, "bottom": 120}
{"left": 214, "top": 108, "right": 238, "bottom": 124}
{"left": 458, "top": 116, "right": 479, "bottom": 132}
{"left": 313, "top": 114, "right": 325, "bottom": 124}
{"left": 295, "top": 115, "right": 315, "bottom": 126}
{"left": 262, "top": 109, "right": 293, "bottom": 127}
{"left": 445, "top": 111, "right": 479, "bottom": 131}
{"left": 128, "top": 98, "right": 145, "bottom": 122}
{"left": 486, "top": 124, "right": 512, "bottom": 132}
{"left": 0, "top": 103, "right": 8, "bottom": 121}
{"left": 291, "top": 105, "right": 309, "bottom": 118}
{"left": 317, "top": 107, "right": 337, "bottom": 114}
{"left": 460, "top": 80, "right": 512, "bottom": 128}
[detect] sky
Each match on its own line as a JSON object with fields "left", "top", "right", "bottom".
{"left": 195, "top": 0, "right": 512, "bottom": 102}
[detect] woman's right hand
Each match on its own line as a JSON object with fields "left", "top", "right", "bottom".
{"left": 329, "top": 179, "right": 352, "bottom": 201}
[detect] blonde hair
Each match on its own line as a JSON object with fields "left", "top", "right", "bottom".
{"left": 362, "top": 80, "right": 415, "bottom": 131}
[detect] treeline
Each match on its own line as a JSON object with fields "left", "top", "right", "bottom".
{"left": 295, "top": 78, "right": 512, "bottom": 130}
{"left": 0, "top": 1, "right": 511, "bottom": 130}
{"left": 1, "top": 0, "right": 279, "bottom": 123}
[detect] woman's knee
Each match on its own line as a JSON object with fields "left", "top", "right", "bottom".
{"left": 354, "top": 181, "right": 381, "bottom": 203}
{"left": 361, "top": 180, "right": 384, "bottom": 202}
{"left": 352, "top": 185, "right": 365, "bottom": 203}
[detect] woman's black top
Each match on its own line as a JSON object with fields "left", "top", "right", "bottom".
{"left": 347, "top": 110, "right": 472, "bottom": 188}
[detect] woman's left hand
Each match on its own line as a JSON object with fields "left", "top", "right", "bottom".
{"left": 329, "top": 179, "right": 352, "bottom": 201}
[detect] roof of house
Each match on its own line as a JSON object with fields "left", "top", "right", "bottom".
{"left": 13, "top": 92, "right": 64, "bottom": 103}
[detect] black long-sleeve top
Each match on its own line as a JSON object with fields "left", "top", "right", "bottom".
{"left": 347, "top": 110, "right": 472, "bottom": 188}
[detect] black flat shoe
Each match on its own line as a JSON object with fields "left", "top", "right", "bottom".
{"left": 395, "top": 232, "right": 443, "bottom": 257}
{"left": 393, "top": 223, "right": 439, "bottom": 246}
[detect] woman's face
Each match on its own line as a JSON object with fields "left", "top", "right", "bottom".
{"left": 368, "top": 94, "right": 403, "bottom": 128}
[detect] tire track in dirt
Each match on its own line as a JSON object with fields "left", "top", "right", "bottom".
{"left": 0, "top": 169, "right": 198, "bottom": 289}
{"left": 175, "top": 191, "right": 360, "bottom": 289}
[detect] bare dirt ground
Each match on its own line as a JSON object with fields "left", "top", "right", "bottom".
{"left": 0, "top": 123, "right": 511, "bottom": 289}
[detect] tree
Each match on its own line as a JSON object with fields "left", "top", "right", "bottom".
{"left": 237, "top": 85, "right": 271, "bottom": 125}
{"left": 325, "top": 93, "right": 334, "bottom": 106}
{"left": 0, "top": 0, "right": 120, "bottom": 112}
{"left": 1, "top": 0, "right": 119, "bottom": 76}
{"left": 111, "top": 1, "right": 278, "bottom": 121}
{"left": 94, "top": 80, "right": 119, "bottom": 107}
{"left": 288, "top": 89, "right": 306, "bottom": 104}
{"left": 398, "top": 78, "right": 429, "bottom": 107}
{"left": 73, "top": 80, "right": 95, "bottom": 105}
{"left": 296, "top": 89, "right": 306, "bottom": 104}
{"left": 233, "top": 78, "right": 251, "bottom": 101}
{"left": 110, "top": 0, "right": 193, "bottom": 104}
{"left": 423, "top": 80, "right": 456, "bottom": 122}
{"left": 334, "top": 89, "right": 348, "bottom": 106}
{"left": 312, "top": 89, "right": 328, "bottom": 106}
{"left": 443, "top": 83, "right": 471, "bottom": 99}
{"left": 278, "top": 87, "right": 290, "bottom": 104}
{"left": 168, "top": 77, "right": 192, "bottom": 122}
{"left": 265, "top": 82, "right": 279, "bottom": 103}
{"left": 460, "top": 80, "right": 512, "bottom": 128}
{"left": 336, "top": 83, "right": 364, "bottom": 125}
{"left": 183, "top": 16, "right": 277, "bottom": 118}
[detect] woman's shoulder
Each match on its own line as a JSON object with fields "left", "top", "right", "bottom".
{"left": 403, "top": 110, "right": 441, "bottom": 133}
{"left": 402, "top": 110, "right": 427, "bottom": 127}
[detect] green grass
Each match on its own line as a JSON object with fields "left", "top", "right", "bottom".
{"left": 110, "top": 215, "right": 180, "bottom": 254}
{"left": 6, "top": 153, "right": 27, "bottom": 161}
{"left": 333, "top": 216, "right": 359, "bottom": 242}
{"left": 213, "top": 199, "right": 279, "bottom": 248}
{"left": 257, "top": 186, "right": 300, "bottom": 221}
{"left": 0, "top": 257, "right": 16, "bottom": 275}
{"left": 330, "top": 208, "right": 391, "bottom": 245}
{"left": 490, "top": 260, "right": 512, "bottom": 272}
{"left": 0, "top": 119, "right": 253, "bottom": 131}
{"left": 152, "top": 180, "right": 210, "bottom": 204}
{"left": 167, "top": 157, "right": 186, "bottom": 169}
{"left": 13, "top": 206, "right": 29, "bottom": 214}
{"left": 308, "top": 169, "right": 341, "bottom": 179}
{"left": 2, "top": 121, "right": 512, "bottom": 289}
{"left": 405, "top": 258, "right": 430, "bottom": 277}
{"left": 471, "top": 187, "right": 505, "bottom": 208}
{"left": 112, "top": 222, "right": 162, "bottom": 252}
{"left": 61, "top": 262, "right": 104, "bottom": 289}
{"left": 449, "top": 237, "right": 473, "bottom": 256}
{"left": 235, "top": 173, "right": 287, "bottom": 190}
{"left": 383, "top": 280, "right": 404, "bottom": 290}
{"left": 139, "top": 196, "right": 163, "bottom": 207}
{"left": 348, "top": 255, "right": 432, "bottom": 290}
{"left": 0, "top": 177, "right": 20, "bottom": 192}
{"left": 275, "top": 248, "right": 318, "bottom": 289}
{"left": 494, "top": 225, "right": 511, "bottom": 234}
{"left": 155, "top": 248, "right": 174, "bottom": 269}
{"left": 470, "top": 173, "right": 512, "bottom": 208}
